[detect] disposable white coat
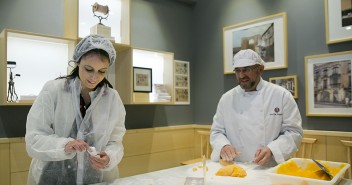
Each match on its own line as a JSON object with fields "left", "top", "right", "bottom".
{"left": 25, "top": 77, "right": 126, "bottom": 185}
{"left": 210, "top": 78, "right": 303, "bottom": 166}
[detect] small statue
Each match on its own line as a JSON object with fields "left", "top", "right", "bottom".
{"left": 92, "top": 2, "right": 109, "bottom": 25}
{"left": 7, "top": 68, "right": 20, "bottom": 102}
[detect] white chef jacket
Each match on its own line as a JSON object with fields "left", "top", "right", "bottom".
{"left": 25, "top": 77, "right": 126, "bottom": 185}
{"left": 210, "top": 78, "right": 303, "bottom": 166}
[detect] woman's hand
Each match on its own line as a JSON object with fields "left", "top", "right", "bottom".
{"left": 64, "top": 139, "right": 89, "bottom": 153}
{"left": 89, "top": 151, "right": 110, "bottom": 170}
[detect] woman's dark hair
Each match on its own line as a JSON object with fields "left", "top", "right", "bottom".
{"left": 57, "top": 49, "right": 113, "bottom": 88}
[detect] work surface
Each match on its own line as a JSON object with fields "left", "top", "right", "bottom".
{"left": 108, "top": 161, "right": 352, "bottom": 185}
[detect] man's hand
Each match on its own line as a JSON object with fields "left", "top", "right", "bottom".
{"left": 220, "top": 144, "right": 240, "bottom": 162}
{"left": 253, "top": 147, "right": 272, "bottom": 165}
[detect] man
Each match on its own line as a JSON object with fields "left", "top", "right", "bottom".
{"left": 210, "top": 49, "right": 303, "bottom": 167}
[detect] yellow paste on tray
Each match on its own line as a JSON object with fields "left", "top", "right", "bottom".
{"left": 277, "top": 160, "right": 346, "bottom": 180}
{"left": 192, "top": 165, "right": 208, "bottom": 172}
{"left": 216, "top": 163, "right": 247, "bottom": 178}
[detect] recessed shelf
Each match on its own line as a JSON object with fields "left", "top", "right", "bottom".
{"left": 116, "top": 48, "right": 175, "bottom": 104}
{"left": 0, "top": 29, "right": 76, "bottom": 105}
{"left": 64, "top": 0, "right": 130, "bottom": 45}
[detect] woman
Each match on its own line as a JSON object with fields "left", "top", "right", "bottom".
{"left": 25, "top": 35, "right": 126, "bottom": 185}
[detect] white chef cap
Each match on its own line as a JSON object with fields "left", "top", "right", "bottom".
{"left": 73, "top": 35, "right": 116, "bottom": 66}
{"left": 232, "top": 49, "right": 265, "bottom": 68}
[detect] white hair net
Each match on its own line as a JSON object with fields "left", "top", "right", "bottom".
{"left": 233, "top": 49, "right": 265, "bottom": 68}
{"left": 73, "top": 35, "right": 116, "bottom": 66}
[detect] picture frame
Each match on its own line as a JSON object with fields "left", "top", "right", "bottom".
{"left": 133, "top": 67, "right": 152, "bottom": 93}
{"left": 223, "top": 12, "right": 287, "bottom": 74}
{"left": 174, "top": 60, "right": 190, "bottom": 104}
{"left": 269, "top": 75, "right": 298, "bottom": 99}
{"left": 175, "top": 61, "right": 189, "bottom": 75}
{"left": 175, "top": 89, "right": 189, "bottom": 104}
{"left": 305, "top": 51, "right": 352, "bottom": 117}
{"left": 325, "top": 0, "right": 352, "bottom": 44}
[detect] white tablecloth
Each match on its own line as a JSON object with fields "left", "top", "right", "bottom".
{"left": 107, "top": 161, "right": 352, "bottom": 185}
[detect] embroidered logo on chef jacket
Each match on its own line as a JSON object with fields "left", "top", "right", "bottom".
{"left": 274, "top": 107, "right": 280, "bottom": 113}
{"left": 269, "top": 107, "right": 283, "bottom": 115}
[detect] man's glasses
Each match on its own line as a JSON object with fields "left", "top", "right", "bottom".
{"left": 233, "top": 65, "right": 259, "bottom": 74}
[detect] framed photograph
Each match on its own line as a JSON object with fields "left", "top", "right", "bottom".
{"left": 305, "top": 51, "right": 352, "bottom": 117}
{"left": 269, "top": 75, "right": 298, "bottom": 99}
{"left": 133, "top": 67, "right": 152, "bottom": 93}
{"left": 325, "top": 0, "right": 352, "bottom": 44}
{"left": 223, "top": 12, "right": 287, "bottom": 74}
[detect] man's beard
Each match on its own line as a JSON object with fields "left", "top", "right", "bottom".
{"left": 239, "top": 79, "right": 257, "bottom": 91}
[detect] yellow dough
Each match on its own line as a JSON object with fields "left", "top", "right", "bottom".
{"left": 216, "top": 164, "right": 247, "bottom": 178}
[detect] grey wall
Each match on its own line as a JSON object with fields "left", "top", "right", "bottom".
{"left": 0, "top": 0, "right": 63, "bottom": 35}
{"left": 0, "top": 0, "right": 351, "bottom": 138}
{"left": 125, "top": 0, "right": 194, "bottom": 129}
{"left": 0, "top": 0, "right": 64, "bottom": 137}
{"left": 192, "top": 0, "right": 352, "bottom": 131}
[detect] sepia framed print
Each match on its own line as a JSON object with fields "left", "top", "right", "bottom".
{"left": 133, "top": 67, "right": 152, "bottom": 93}
{"left": 175, "top": 89, "right": 189, "bottom": 103}
{"left": 175, "top": 76, "right": 188, "bottom": 88}
{"left": 174, "top": 60, "right": 190, "bottom": 104}
{"left": 325, "top": 0, "right": 352, "bottom": 44}
{"left": 269, "top": 75, "right": 298, "bottom": 99}
{"left": 175, "top": 61, "right": 189, "bottom": 75}
{"left": 223, "top": 12, "right": 287, "bottom": 74}
{"left": 305, "top": 51, "right": 352, "bottom": 117}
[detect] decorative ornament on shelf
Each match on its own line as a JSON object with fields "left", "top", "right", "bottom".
{"left": 90, "top": 2, "right": 115, "bottom": 41}
{"left": 6, "top": 61, "right": 21, "bottom": 103}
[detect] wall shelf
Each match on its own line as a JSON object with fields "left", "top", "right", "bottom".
{"left": 0, "top": 29, "right": 76, "bottom": 106}
{"left": 116, "top": 48, "right": 175, "bottom": 104}
{"left": 64, "top": 0, "right": 130, "bottom": 45}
